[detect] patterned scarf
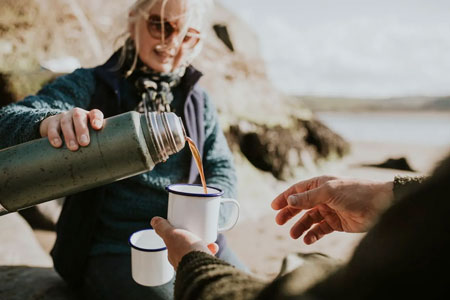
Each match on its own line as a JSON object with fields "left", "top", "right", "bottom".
{"left": 122, "top": 39, "right": 185, "bottom": 113}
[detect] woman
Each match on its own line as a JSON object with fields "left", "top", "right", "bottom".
{"left": 0, "top": 0, "right": 246, "bottom": 299}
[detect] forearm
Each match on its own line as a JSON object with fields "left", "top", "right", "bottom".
{"left": 0, "top": 101, "right": 63, "bottom": 148}
{"left": 0, "top": 68, "right": 95, "bottom": 148}
{"left": 175, "top": 251, "right": 265, "bottom": 300}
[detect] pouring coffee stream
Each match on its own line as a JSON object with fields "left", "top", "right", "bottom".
{"left": 186, "top": 137, "right": 208, "bottom": 194}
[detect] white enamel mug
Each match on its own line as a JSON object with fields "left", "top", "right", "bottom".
{"left": 166, "top": 184, "right": 240, "bottom": 243}
{"left": 129, "top": 229, "right": 174, "bottom": 286}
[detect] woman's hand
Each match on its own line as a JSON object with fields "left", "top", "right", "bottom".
{"left": 39, "top": 108, "right": 104, "bottom": 151}
{"left": 271, "top": 176, "right": 394, "bottom": 244}
{"left": 151, "top": 217, "right": 219, "bottom": 270}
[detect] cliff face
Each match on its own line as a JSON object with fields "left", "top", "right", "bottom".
{"left": 0, "top": 0, "right": 349, "bottom": 179}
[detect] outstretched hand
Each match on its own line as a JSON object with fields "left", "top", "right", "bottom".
{"left": 151, "top": 217, "right": 218, "bottom": 270}
{"left": 271, "top": 176, "right": 393, "bottom": 244}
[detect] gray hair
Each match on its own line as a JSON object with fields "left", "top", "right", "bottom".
{"left": 120, "top": 0, "right": 212, "bottom": 75}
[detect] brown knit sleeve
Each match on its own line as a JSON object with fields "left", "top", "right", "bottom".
{"left": 175, "top": 251, "right": 266, "bottom": 300}
{"left": 393, "top": 175, "right": 426, "bottom": 202}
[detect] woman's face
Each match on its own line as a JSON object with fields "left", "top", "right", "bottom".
{"left": 131, "top": 0, "right": 201, "bottom": 73}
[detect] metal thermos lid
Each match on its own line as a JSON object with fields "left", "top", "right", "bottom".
{"left": 144, "top": 112, "right": 186, "bottom": 163}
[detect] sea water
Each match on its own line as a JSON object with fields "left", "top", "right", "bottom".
{"left": 317, "top": 111, "right": 450, "bottom": 147}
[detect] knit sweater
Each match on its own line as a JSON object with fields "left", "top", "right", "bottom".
{"left": 174, "top": 163, "right": 450, "bottom": 300}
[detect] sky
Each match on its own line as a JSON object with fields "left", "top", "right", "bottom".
{"left": 218, "top": 0, "right": 450, "bottom": 98}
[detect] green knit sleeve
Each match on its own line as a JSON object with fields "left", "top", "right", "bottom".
{"left": 175, "top": 251, "right": 265, "bottom": 300}
{"left": 0, "top": 68, "right": 96, "bottom": 148}
{"left": 393, "top": 175, "right": 426, "bottom": 202}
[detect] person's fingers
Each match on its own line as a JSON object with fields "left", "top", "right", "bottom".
{"left": 60, "top": 112, "right": 79, "bottom": 151}
{"left": 72, "top": 108, "right": 90, "bottom": 147}
{"left": 46, "top": 116, "right": 63, "bottom": 148}
{"left": 271, "top": 177, "right": 329, "bottom": 210}
{"left": 89, "top": 109, "right": 104, "bottom": 130}
{"left": 286, "top": 185, "right": 330, "bottom": 210}
{"left": 207, "top": 243, "right": 219, "bottom": 255}
{"left": 271, "top": 181, "right": 307, "bottom": 210}
{"left": 303, "top": 220, "right": 334, "bottom": 245}
{"left": 289, "top": 208, "right": 324, "bottom": 239}
{"left": 275, "top": 206, "right": 302, "bottom": 225}
{"left": 151, "top": 217, "right": 174, "bottom": 239}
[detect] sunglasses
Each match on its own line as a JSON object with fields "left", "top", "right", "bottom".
{"left": 145, "top": 14, "right": 201, "bottom": 49}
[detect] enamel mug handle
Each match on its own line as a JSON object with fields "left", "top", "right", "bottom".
{"left": 218, "top": 198, "right": 240, "bottom": 232}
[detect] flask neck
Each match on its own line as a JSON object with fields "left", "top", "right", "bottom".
{"left": 142, "top": 112, "right": 186, "bottom": 164}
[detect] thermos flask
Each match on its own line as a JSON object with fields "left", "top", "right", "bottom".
{"left": 0, "top": 111, "right": 186, "bottom": 216}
